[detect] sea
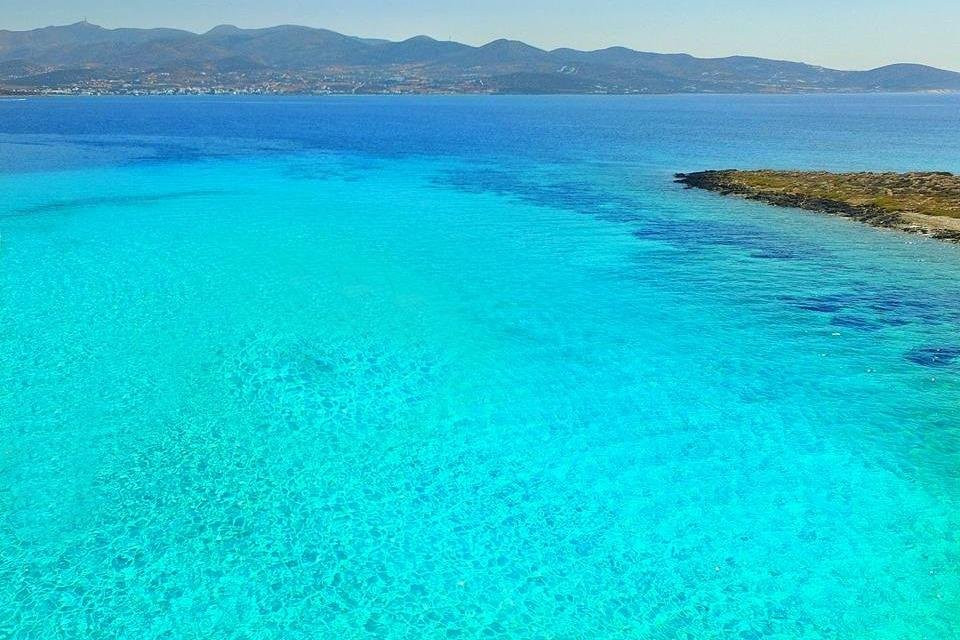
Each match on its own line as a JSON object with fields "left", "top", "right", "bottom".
{"left": 1, "top": 94, "right": 959, "bottom": 638}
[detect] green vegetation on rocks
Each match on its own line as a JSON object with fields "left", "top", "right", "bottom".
{"left": 676, "top": 170, "right": 960, "bottom": 242}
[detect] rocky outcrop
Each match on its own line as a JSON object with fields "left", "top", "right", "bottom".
{"left": 675, "top": 170, "right": 960, "bottom": 243}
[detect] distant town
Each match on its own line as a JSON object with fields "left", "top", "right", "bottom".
{"left": 1, "top": 70, "right": 500, "bottom": 97}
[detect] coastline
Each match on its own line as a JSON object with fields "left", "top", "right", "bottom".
{"left": 3, "top": 89, "right": 960, "bottom": 98}
{"left": 676, "top": 169, "right": 960, "bottom": 243}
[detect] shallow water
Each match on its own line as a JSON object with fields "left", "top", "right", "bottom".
{"left": 1, "top": 95, "right": 959, "bottom": 638}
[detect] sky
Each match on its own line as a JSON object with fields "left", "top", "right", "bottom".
{"left": 2, "top": 0, "right": 958, "bottom": 71}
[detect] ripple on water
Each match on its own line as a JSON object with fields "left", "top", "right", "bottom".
{"left": 225, "top": 333, "right": 443, "bottom": 434}
{"left": 904, "top": 345, "right": 960, "bottom": 368}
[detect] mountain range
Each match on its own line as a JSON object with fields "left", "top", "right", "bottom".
{"left": 2, "top": 21, "right": 960, "bottom": 95}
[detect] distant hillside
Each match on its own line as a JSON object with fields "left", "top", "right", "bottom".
{"left": 2, "top": 21, "right": 960, "bottom": 95}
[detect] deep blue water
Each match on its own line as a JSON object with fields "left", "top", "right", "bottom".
{"left": 1, "top": 94, "right": 960, "bottom": 638}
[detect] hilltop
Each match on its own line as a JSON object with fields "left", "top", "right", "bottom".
{"left": 2, "top": 22, "right": 960, "bottom": 95}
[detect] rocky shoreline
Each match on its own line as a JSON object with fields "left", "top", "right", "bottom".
{"left": 675, "top": 170, "right": 960, "bottom": 243}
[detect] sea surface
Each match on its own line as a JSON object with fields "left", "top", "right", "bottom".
{"left": 1, "top": 94, "right": 959, "bottom": 639}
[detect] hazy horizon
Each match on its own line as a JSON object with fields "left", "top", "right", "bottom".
{"left": 1, "top": 0, "right": 958, "bottom": 72}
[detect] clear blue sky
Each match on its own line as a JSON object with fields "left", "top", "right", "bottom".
{"left": 2, "top": 0, "right": 958, "bottom": 71}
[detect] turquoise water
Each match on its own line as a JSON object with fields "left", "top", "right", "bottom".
{"left": 1, "top": 95, "right": 960, "bottom": 638}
